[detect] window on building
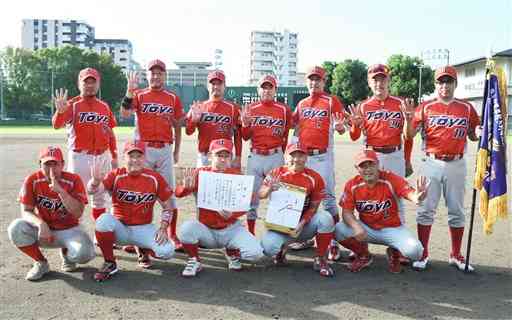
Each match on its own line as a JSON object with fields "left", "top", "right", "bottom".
{"left": 33, "top": 20, "right": 39, "bottom": 26}
{"left": 42, "top": 34, "right": 47, "bottom": 41}
{"left": 289, "top": 53, "right": 296, "bottom": 58}
{"left": 465, "top": 67, "right": 476, "bottom": 77}
{"left": 42, "top": 42, "right": 47, "bottom": 48}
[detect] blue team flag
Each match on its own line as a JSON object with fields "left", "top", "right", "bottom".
{"left": 474, "top": 62, "right": 508, "bottom": 235}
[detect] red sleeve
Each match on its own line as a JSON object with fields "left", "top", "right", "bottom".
{"left": 468, "top": 104, "right": 480, "bottom": 131}
{"left": 109, "top": 130, "right": 118, "bottom": 159}
{"left": 108, "top": 107, "right": 117, "bottom": 128}
{"left": 349, "top": 124, "right": 362, "bottom": 141}
{"left": 339, "top": 180, "right": 355, "bottom": 211}
{"left": 174, "top": 95, "right": 184, "bottom": 121}
{"left": 155, "top": 173, "right": 173, "bottom": 201}
{"left": 240, "top": 126, "right": 251, "bottom": 141}
{"left": 102, "top": 170, "right": 117, "bottom": 193}
{"left": 132, "top": 91, "right": 141, "bottom": 111}
{"left": 18, "top": 175, "right": 36, "bottom": 207}
{"left": 52, "top": 101, "right": 73, "bottom": 129}
{"left": 71, "top": 174, "right": 88, "bottom": 205}
{"left": 185, "top": 113, "right": 197, "bottom": 135}
{"left": 404, "top": 137, "right": 413, "bottom": 164}
{"left": 310, "top": 173, "right": 326, "bottom": 203}
{"left": 283, "top": 105, "right": 293, "bottom": 150}
{"left": 233, "top": 107, "right": 242, "bottom": 157}
{"left": 389, "top": 173, "right": 415, "bottom": 199}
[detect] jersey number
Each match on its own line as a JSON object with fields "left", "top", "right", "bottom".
{"left": 453, "top": 128, "right": 466, "bottom": 139}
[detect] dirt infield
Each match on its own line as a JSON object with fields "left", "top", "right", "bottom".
{"left": 0, "top": 132, "right": 510, "bottom": 320}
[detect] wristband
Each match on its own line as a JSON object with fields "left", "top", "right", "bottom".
{"left": 122, "top": 96, "right": 133, "bottom": 109}
{"left": 161, "top": 209, "right": 172, "bottom": 223}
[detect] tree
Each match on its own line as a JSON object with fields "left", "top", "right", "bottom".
{"left": 330, "top": 59, "right": 370, "bottom": 105}
{"left": 386, "top": 54, "right": 434, "bottom": 102}
{"left": 321, "top": 61, "right": 337, "bottom": 94}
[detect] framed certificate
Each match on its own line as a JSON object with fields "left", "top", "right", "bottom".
{"left": 265, "top": 182, "right": 306, "bottom": 235}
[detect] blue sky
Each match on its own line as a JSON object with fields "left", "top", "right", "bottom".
{"left": 1, "top": 0, "right": 510, "bottom": 85}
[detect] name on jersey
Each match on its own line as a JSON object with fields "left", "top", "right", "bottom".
{"left": 200, "top": 113, "right": 231, "bottom": 124}
{"left": 301, "top": 108, "right": 328, "bottom": 119}
{"left": 356, "top": 199, "right": 392, "bottom": 213}
{"left": 251, "top": 116, "right": 284, "bottom": 127}
{"left": 36, "top": 195, "right": 64, "bottom": 212}
{"left": 78, "top": 112, "right": 109, "bottom": 124}
{"left": 366, "top": 111, "right": 402, "bottom": 121}
{"left": 428, "top": 115, "right": 468, "bottom": 127}
{"left": 141, "top": 103, "right": 174, "bottom": 114}
{"left": 117, "top": 189, "right": 156, "bottom": 204}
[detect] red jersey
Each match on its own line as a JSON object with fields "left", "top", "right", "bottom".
{"left": 340, "top": 170, "right": 414, "bottom": 229}
{"left": 19, "top": 170, "right": 88, "bottom": 230}
{"left": 103, "top": 168, "right": 173, "bottom": 225}
{"left": 52, "top": 96, "right": 116, "bottom": 152}
{"left": 131, "top": 88, "right": 184, "bottom": 143}
{"left": 294, "top": 93, "right": 344, "bottom": 150}
{"left": 241, "top": 101, "right": 293, "bottom": 150}
{"left": 353, "top": 95, "right": 405, "bottom": 147}
{"left": 413, "top": 99, "right": 479, "bottom": 155}
{"left": 186, "top": 100, "right": 242, "bottom": 155}
{"left": 263, "top": 166, "right": 325, "bottom": 223}
{"left": 175, "top": 167, "right": 245, "bottom": 229}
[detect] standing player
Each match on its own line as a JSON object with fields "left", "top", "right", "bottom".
{"left": 53, "top": 68, "right": 117, "bottom": 221}
{"left": 7, "top": 146, "right": 94, "bottom": 281}
{"left": 291, "top": 66, "right": 345, "bottom": 254}
{"left": 88, "top": 141, "right": 175, "bottom": 281}
{"left": 241, "top": 75, "right": 293, "bottom": 235}
{"left": 335, "top": 150, "right": 427, "bottom": 273}
{"left": 407, "top": 66, "right": 479, "bottom": 272}
{"left": 260, "top": 143, "right": 335, "bottom": 277}
{"left": 176, "top": 139, "right": 264, "bottom": 277}
{"left": 120, "top": 59, "right": 184, "bottom": 248}
{"left": 186, "top": 70, "right": 242, "bottom": 168}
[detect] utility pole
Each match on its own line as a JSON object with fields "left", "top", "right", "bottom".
{"left": 50, "top": 68, "right": 55, "bottom": 115}
{"left": 0, "top": 64, "right": 4, "bottom": 119}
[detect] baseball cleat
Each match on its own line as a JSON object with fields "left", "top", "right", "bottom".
{"left": 25, "top": 260, "right": 50, "bottom": 281}
{"left": 122, "top": 245, "right": 137, "bottom": 254}
{"left": 137, "top": 253, "right": 152, "bottom": 269}
{"left": 313, "top": 257, "right": 335, "bottom": 277}
{"left": 348, "top": 254, "right": 373, "bottom": 272}
{"left": 60, "top": 250, "right": 77, "bottom": 272}
{"left": 94, "top": 261, "right": 118, "bottom": 282}
{"left": 227, "top": 255, "right": 242, "bottom": 271}
{"left": 273, "top": 250, "right": 288, "bottom": 265}
{"left": 182, "top": 257, "right": 202, "bottom": 277}
{"left": 386, "top": 248, "right": 402, "bottom": 274}
{"left": 327, "top": 241, "right": 342, "bottom": 261}
{"left": 412, "top": 256, "right": 429, "bottom": 271}
{"left": 449, "top": 254, "right": 474, "bottom": 272}
{"left": 288, "top": 238, "right": 315, "bottom": 251}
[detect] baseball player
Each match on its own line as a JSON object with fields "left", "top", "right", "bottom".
{"left": 52, "top": 68, "right": 117, "bottom": 221}
{"left": 290, "top": 66, "right": 345, "bottom": 256}
{"left": 176, "top": 139, "right": 264, "bottom": 277}
{"left": 407, "top": 66, "right": 479, "bottom": 272}
{"left": 241, "top": 75, "right": 293, "bottom": 235}
{"left": 88, "top": 140, "right": 175, "bottom": 281}
{"left": 7, "top": 146, "right": 94, "bottom": 281}
{"left": 260, "top": 143, "right": 335, "bottom": 277}
{"left": 120, "top": 59, "right": 184, "bottom": 249}
{"left": 186, "top": 70, "right": 242, "bottom": 168}
{"left": 335, "top": 150, "right": 427, "bottom": 273}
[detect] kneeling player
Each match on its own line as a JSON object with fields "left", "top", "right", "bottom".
{"left": 335, "top": 150, "right": 427, "bottom": 273}
{"left": 177, "top": 139, "right": 264, "bottom": 277}
{"left": 8, "top": 146, "right": 94, "bottom": 281}
{"left": 88, "top": 141, "right": 175, "bottom": 282}
{"left": 260, "top": 143, "right": 335, "bottom": 277}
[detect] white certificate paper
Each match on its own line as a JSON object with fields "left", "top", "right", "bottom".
{"left": 265, "top": 183, "right": 306, "bottom": 231}
{"left": 197, "top": 171, "right": 254, "bottom": 212}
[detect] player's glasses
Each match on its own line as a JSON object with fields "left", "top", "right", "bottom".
{"left": 435, "top": 77, "right": 455, "bottom": 84}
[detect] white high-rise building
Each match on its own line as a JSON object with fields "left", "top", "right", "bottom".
{"left": 21, "top": 19, "right": 134, "bottom": 70}
{"left": 250, "top": 29, "right": 298, "bottom": 86}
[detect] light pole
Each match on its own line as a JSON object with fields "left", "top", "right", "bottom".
{"left": 0, "top": 65, "right": 4, "bottom": 119}
{"left": 418, "top": 63, "right": 424, "bottom": 103}
{"left": 50, "top": 68, "right": 54, "bottom": 115}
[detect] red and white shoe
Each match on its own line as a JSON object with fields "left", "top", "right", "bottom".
{"left": 182, "top": 257, "right": 202, "bottom": 277}
{"left": 449, "top": 254, "right": 474, "bottom": 272}
{"left": 386, "top": 248, "right": 402, "bottom": 274}
{"left": 348, "top": 255, "right": 373, "bottom": 272}
{"left": 94, "top": 261, "right": 118, "bottom": 282}
{"left": 327, "top": 241, "right": 342, "bottom": 261}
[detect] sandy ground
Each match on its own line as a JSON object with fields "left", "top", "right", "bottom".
{"left": 0, "top": 132, "right": 510, "bottom": 320}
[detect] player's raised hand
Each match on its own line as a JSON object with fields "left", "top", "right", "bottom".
{"left": 400, "top": 98, "right": 415, "bottom": 121}
{"left": 48, "top": 167, "right": 63, "bottom": 194}
{"left": 126, "top": 71, "right": 139, "bottom": 94}
{"left": 241, "top": 106, "right": 252, "bottom": 127}
{"left": 269, "top": 173, "right": 281, "bottom": 191}
{"left": 54, "top": 88, "right": 68, "bottom": 114}
{"left": 345, "top": 104, "right": 363, "bottom": 128}
{"left": 188, "top": 101, "right": 202, "bottom": 124}
{"left": 182, "top": 167, "right": 196, "bottom": 189}
{"left": 415, "top": 175, "right": 429, "bottom": 203}
{"left": 333, "top": 112, "right": 346, "bottom": 134}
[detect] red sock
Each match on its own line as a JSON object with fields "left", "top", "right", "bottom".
{"left": 182, "top": 243, "right": 199, "bottom": 259}
{"left": 247, "top": 219, "right": 256, "bottom": 235}
{"left": 226, "top": 248, "right": 240, "bottom": 257}
{"left": 449, "top": 227, "right": 464, "bottom": 257}
{"left": 92, "top": 208, "right": 106, "bottom": 220}
{"left": 315, "top": 232, "right": 333, "bottom": 257}
{"left": 167, "top": 209, "right": 178, "bottom": 239}
{"left": 18, "top": 244, "right": 46, "bottom": 262}
{"left": 339, "top": 237, "right": 370, "bottom": 257}
{"left": 417, "top": 224, "right": 432, "bottom": 259}
{"left": 95, "top": 231, "right": 116, "bottom": 262}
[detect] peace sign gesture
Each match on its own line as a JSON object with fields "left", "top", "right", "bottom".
{"left": 126, "top": 71, "right": 139, "bottom": 94}
{"left": 400, "top": 98, "right": 415, "bottom": 122}
{"left": 54, "top": 88, "right": 68, "bottom": 114}
{"left": 344, "top": 104, "right": 363, "bottom": 128}
{"left": 332, "top": 112, "right": 346, "bottom": 134}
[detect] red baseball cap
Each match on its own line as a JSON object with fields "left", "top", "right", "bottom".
{"left": 435, "top": 66, "right": 457, "bottom": 81}
{"left": 148, "top": 59, "right": 166, "bottom": 71}
{"left": 367, "top": 64, "right": 390, "bottom": 78}
{"left": 123, "top": 140, "right": 146, "bottom": 154}
{"left": 305, "top": 66, "right": 326, "bottom": 80}
{"left": 354, "top": 149, "right": 379, "bottom": 166}
{"left": 209, "top": 138, "right": 233, "bottom": 154}
{"left": 39, "top": 146, "right": 64, "bottom": 163}
{"left": 285, "top": 143, "right": 307, "bottom": 155}
{"left": 78, "top": 68, "right": 100, "bottom": 82}
{"left": 208, "top": 70, "right": 226, "bottom": 83}
{"left": 258, "top": 75, "right": 277, "bottom": 88}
